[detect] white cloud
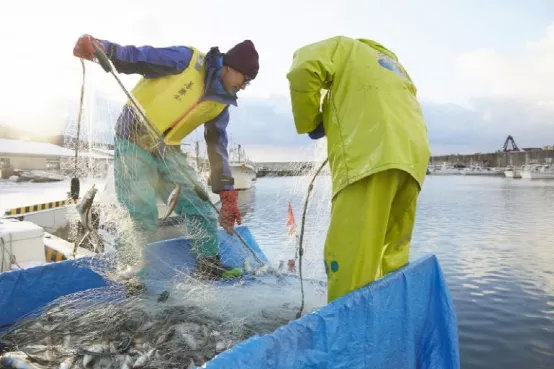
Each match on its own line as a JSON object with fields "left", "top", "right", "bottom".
{"left": 423, "top": 97, "right": 554, "bottom": 156}
{"left": 422, "top": 24, "right": 554, "bottom": 155}
{"left": 1, "top": 2, "right": 553, "bottom": 160}
{"left": 456, "top": 24, "right": 554, "bottom": 102}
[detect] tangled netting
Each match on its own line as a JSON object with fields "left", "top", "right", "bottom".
{"left": 0, "top": 260, "right": 326, "bottom": 369}
{"left": 0, "top": 61, "right": 333, "bottom": 368}
{"left": 0, "top": 285, "right": 255, "bottom": 369}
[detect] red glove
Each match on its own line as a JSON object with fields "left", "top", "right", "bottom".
{"left": 219, "top": 190, "right": 242, "bottom": 234}
{"left": 73, "top": 34, "right": 104, "bottom": 61}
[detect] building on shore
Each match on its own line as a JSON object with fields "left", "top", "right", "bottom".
{"left": 431, "top": 136, "right": 554, "bottom": 168}
{"left": 0, "top": 138, "right": 113, "bottom": 179}
{"left": 255, "top": 161, "right": 318, "bottom": 177}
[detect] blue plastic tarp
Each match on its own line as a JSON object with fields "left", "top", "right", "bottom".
{"left": 206, "top": 255, "right": 460, "bottom": 369}
{"left": 0, "top": 227, "right": 460, "bottom": 369}
{"left": 0, "top": 227, "right": 267, "bottom": 327}
{"left": 143, "top": 226, "right": 267, "bottom": 290}
{"left": 0, "top": 258, "right": 108, "bottom": 328}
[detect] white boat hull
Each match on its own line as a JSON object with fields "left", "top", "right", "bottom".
{"left": 504, "top": 169, "right": 521, "bottom": 178}
{"left": 429, "top": 169, "right": 462, "bottom": 175}
{"left": 230, "top": 164, "right": 256, "bottom": 190}
{"left": 521, "top": 165, "right": 554, "bottom": 179}
{"left": 521, "top": 171, "right": 554, "bottom": 179}
{"left": 462, "top": 168, "right": 503, "bottom": 176}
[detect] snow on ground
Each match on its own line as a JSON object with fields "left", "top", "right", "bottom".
{"left": 0, "top": 178, "right": 104, "bottom": 214}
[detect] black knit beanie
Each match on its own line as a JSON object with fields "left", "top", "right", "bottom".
{"left": 223, "top": 40, "right": 259, "bottom": 79}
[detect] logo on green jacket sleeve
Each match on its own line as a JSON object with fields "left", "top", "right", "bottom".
{"left": 377, "top": 54, "right": 408, "bottom": 80}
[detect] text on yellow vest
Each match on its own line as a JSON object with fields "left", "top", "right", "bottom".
{"left": 131, "top": 48, "right": 227, "bottom": 145}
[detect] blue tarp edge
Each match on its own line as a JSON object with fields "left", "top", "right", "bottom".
{"left": 205, "top": 255, "right": 460, "bottom": 369}
{"left": 0, "top": 228, "right": 460, "bottom": 369}
{"left": 0, "top": 257, "right": 108, "bottom": 327}
{"left": 0, "top": 226, "right": 264, "bottom": 327}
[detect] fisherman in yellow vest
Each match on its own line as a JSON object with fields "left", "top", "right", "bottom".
{"left": 73, "top": 35, "right": 259, "bottom": 279}
{"left": 287, "top": 36, "right": 431, "bottom": 302}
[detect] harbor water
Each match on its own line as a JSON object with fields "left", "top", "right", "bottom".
{"left": 1, "top": 174, "right": 553, "bottom": 368}
{"left": 243, "top": 175, "right": 554, "bottom": 369}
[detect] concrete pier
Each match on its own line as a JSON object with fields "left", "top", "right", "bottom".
{"left": 430, "top": 149, "right": 554, "bottom": 167}
{"left": 255, "top": 161, "right": 314, "bottom": 177}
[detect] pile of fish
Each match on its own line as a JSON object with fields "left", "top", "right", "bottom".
{"left": 0, "top": 290, "right": 252, "bottom": 369}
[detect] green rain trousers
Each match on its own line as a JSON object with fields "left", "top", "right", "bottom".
{"left": 114, "top": 137, "right": 219, "bottom": 258}
{"left": 325, "top": 169, "right": 420, "bottom": 302}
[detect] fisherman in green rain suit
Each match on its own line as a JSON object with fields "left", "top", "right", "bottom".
{"left": 287, "top": 36, "right": 430, "bottom": 302}
{"left": 73, "top": 35, "right": 259, "bottom": 279}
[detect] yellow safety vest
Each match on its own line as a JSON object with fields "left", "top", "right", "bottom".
{"left": 131, "top": 48, "right": 227, "bottom": 146}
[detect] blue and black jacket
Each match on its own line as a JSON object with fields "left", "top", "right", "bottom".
{"left": 100, "top": 40, "right": 236, "bottom": 193}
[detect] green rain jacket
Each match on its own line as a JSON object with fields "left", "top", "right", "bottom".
{"left": 287, "top": 36, "right": 430, "bottom": 198}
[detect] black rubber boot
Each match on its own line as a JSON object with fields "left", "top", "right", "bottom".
{"left": 196, "top": 255, "right": 243, "bottom": 280}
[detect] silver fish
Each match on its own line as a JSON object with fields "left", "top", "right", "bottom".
{"left": 59, "top": 357, "right": 75, "bottom": 369}
{"left": 73, "top": 185, "right": 99, "bottom": 255}
{"left": 62, "top": 335, "right": 72, "bottom": 348}
{"left": 181, "top": 333, "right": 198, "bottom": 351}
{"left": 76, "top": 185, "right": 97, "bottom": 231}
{"left": 119, "top": 355, "right": 133, "bottom": 369}
{"left": 215, "top": 341, "right": 226, "bottom": 353}
{"left": 186, "top": 358, "right": 195, "bottom": 369}
{"left": 92, "top": 357, "right": 112, "bottom": 369}
{"left": 161, "top": 184, "right": 181, "bottom": 220}
{"left": 243, "top": 258, "right": 253, "bottom": 273}
{"left": 82, "top": 343, "right": 107, "bottom": 368}
{"left": 155, "top": 328, "right": 174, "bottom": 346}
{"left": 0, "top": 351, "right": 41, "bottom": 369}
{"left": 132, "top": 348, "right": 155, "bottom": 368}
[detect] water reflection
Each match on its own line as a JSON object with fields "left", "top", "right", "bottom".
{"left": 237, "top": 187, "right": 256, "bottom": 218}
{"left": 1, "top": 174, "right": 552, "bottom": 368}
{"left": 242, "top": 175, "right": 554, "bottom": 369}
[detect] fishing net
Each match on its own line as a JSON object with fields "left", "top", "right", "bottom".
{"left": 0, "top": 268, "right": 326, "bottom": 368}
{"left": 244, "top": 141, "right": 332, "bottom": 280}
{"left": 0, "top": 57, "right": 332, "bottom": 368}
{"left": 1, "top": 285, "right": 248, "bottom": 368}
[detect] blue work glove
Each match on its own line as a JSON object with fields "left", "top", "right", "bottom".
{"left": 308, "top": 123, "right": 325, "bottom": 140}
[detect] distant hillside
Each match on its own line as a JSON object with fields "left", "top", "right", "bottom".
{"left": 0, "top": 124, "right": 113, "bottom": 149}
{"left": 0, "top": 124, "right": 64, "bottom": 145}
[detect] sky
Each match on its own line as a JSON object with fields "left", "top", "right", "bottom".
{"left": 1, "top": 0, "right": 553, "bottom": 161}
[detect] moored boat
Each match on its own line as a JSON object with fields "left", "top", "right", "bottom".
{"left": 230, "top": 162, "right": 256, "bottom": 190}
{"left": 462, "top": 165, "right": 503, "bottom": 176}
{"left": 520, "top": 164, "right": 554, "bottom": 179}
{"left": 229, "top": 144, "right": 256, "bottom": 190}
{"left": 504, "top": 166, "right": 522, "bottom": 178}
{"left": 428, "top": 162, "right": 463, "bottom": 175}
